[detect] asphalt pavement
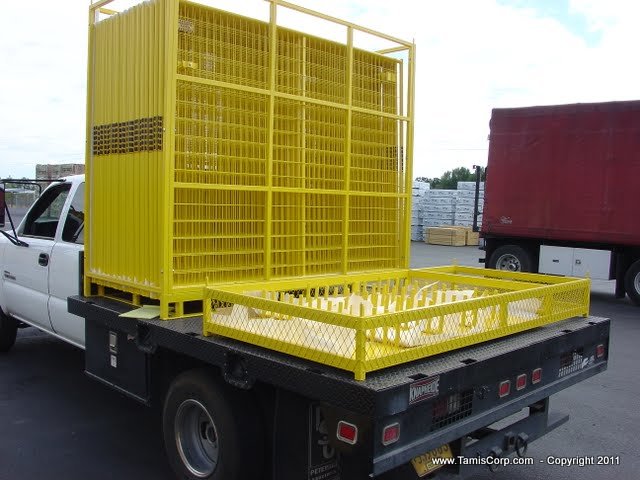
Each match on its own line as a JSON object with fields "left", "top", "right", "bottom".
{"left": 1, "top": 243, "right": 638, "bottom": 480}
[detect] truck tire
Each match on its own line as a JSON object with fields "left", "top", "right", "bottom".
{"left": 624, "top": 260, "right": 640, "bottom": 306}
{"left": 162, "top": 368, "right": 264, "bottom": 480}
{"left": 0, "top": 308, "right": 18, "bottom": 353}
{"left": 487, "top": 245, "right": 533, "bottom": 272}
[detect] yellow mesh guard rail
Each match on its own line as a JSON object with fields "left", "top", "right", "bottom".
{"left": 203, "top": 266, "right": 590, "bottom": 380}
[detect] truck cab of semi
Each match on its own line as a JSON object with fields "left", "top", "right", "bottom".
{"left": 0, "top": 176, "right": 85, "bottom": 351}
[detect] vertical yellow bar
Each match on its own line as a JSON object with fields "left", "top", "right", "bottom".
{"left": 264, "top": 1, "right": 277, "bottom": 280}
{"left": 161, "top": 0, "right": 180, "bottom": 318}
{"left": 402, "top": 44, "right": 416, "bottom": 269}
{"left": 341, "top": 27, "right": 354, "bottom": 274}
{"left": 582, "top": 279, "right": 591, "bottom": 316}
{"left": 355, "top": 325, "right": 366, "bottom": 381}
{"left": 300, "top": 35, "right": 307, "bottom": 276}
{"left": 84, "top": 4, "right": 98, "bottom": 296}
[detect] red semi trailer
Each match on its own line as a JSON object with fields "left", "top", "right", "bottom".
{"left": 481, "top": 100, "right": 640, "bottom": 305}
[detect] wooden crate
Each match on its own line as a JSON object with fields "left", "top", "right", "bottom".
{"left": 425, "top": 227, "right": 466, "bottom": 246}
{"left": 466, "top": 231, "right": 480, "bottom": 246}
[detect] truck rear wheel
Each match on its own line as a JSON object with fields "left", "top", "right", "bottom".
{"left": 487, "top": 245, "right": 533, "bottom": 272}
{"left": 624, "top": 260, "right": 640, "bottom": 306}
{"left": 162, "top": 368, "right": 264, "bottom": 480}
{"left": 0, "top": 308, "right": 18, "bottom": 353}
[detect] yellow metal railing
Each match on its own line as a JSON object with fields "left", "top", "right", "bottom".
{"left": 203, "top": 266, "right": 590, "bottom": 380}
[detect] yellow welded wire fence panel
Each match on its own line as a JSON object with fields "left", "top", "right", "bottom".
{"left": 87, "top": 0, "right": 415, "bottom": 318}
{"left": 203, "top": 267, "right": 590, "bottom": 380}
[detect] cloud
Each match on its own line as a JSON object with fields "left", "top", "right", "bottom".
{"left": 0, "top": 0, "right": 638, "bottom": 180}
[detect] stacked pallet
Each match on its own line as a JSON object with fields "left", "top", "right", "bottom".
{"left": 422, "top": 189, "right": 457, "bottom": 228}
{"left": 454, "top": 181, "right": 484, "bottom": 227}
{"left": 425, "top": 226, "right": 479, "bottom": 246}
{"left": 425, "top": 227, "right": 467, "bottom": 246}
{"left": 411, "top": 181, "right": 430, "bottom": 241}
{"left": 410, "top": 181, "right": 485, "bottom": 242}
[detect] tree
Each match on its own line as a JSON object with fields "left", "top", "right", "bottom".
{"left": 416, "top": 167, "right": 485, "bottom": 189}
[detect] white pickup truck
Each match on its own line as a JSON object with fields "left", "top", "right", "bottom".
{"left": 0, "top": 175, "right": 611, "bottom": 480}
{"left": 0, "top": 175, "right": 85, "bottom": 351}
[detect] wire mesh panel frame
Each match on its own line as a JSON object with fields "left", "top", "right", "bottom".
{"left": 203, "top": 266, "right": 591, "bottom": 380}
{"left": 85, "top": 0, "right": 416, "bottom": 319}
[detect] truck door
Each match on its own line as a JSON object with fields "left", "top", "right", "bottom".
{"left": 2, "top": 182, "right": 71, "bottom": 332}
{"left": 49, "top": 182, "right": 85, "bottom": 347}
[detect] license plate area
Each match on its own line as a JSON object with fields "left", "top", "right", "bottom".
{"left": 411, "top": 444, "right": 453, "bottom": 477}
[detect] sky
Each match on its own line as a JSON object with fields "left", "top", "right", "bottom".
{"left": 0, "top": 0, "right": 638, "bottom": 180}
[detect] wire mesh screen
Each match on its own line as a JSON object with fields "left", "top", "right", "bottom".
{"left": 203, "top": 266, "right": 590, "bottom": 380}
{"left": 172, "top": 2, "right": 408, "bottom": 291}
{"left": 87, "top": 0, "right": 413, "bottom": 318}
{"left": 177, "top": 4, "right": 270, "bottom": 89}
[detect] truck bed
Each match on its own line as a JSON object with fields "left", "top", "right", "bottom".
{"left": 69, "top": 294, "right": 609, "bottom": 476}
{"left": 69, "top": 295, "right": 609, "bottom": 417}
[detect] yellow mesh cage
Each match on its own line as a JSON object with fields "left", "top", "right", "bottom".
{"left": 203, "top": 266, "right": 591, "bottom": 380}
{"left": 85, "top": 0, "right": 415, "bottom": 319}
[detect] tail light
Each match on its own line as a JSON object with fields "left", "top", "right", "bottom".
{"left": 516, "top": 373, "right": 527, "bottom": 391}
{"left": 337, "top": 421, "right": 358, "bottom": 445}
{"left": 531, "top": 368, "right": 542, "bottom": 384}
{"left": 382, "top": 423, "right": 400, "bottom": 446}
{"left": 498, "top": 380, "right": 511, "bottom": 398}
{"left": 596, "top": 344, "right": 605, "bottom": 358}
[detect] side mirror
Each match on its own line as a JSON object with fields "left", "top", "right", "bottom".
{"left": 0, "top": 184, "right": 5, "bottom": 228}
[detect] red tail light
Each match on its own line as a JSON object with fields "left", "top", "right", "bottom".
{"left": 382, "top": 423, "right": 400, "bottom": 446}
{"left": 531, "top": 368, "right": 542, "bottom": 384}
{"left": 596, "top": 344, "right": 605, "bottom": 358}
{"left": 516, "top": 374, "right": 527, "bottom": 391}
{"left": 337, "top": 421, "right": 358, "bottom": 445}
{"left": 499, "top": 380, "right": 511, "bottom": 398}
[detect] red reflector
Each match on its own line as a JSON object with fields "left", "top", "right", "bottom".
{"left": 516, "top": 374, "right": 527, "bottom": 391}
{"left": 337, "top": 421, "right": 358, "bottom": 445}
{"left": 596, "top": 344, "right": 605, "bottom": 358}
{"left": 382, "top": 423, "right": 400, "bottom": 446}
{"left": 499, "top": 380, "right": 511, "bottom": 398}
{"left": 532, "top": 368, "right": 542, "bottom": 384}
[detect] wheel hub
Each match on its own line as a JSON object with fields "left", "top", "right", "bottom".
{"left": 175, "top": 399, "right": 219, "bottom": 478}
{"left": 495, "top": 254, "right": 521, "bottom": 272}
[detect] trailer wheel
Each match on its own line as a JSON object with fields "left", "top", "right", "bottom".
{"left": 0, "top": 308, "right": 18, "bottom": 353}
{"left": 624, "top": 260, "right": 640, "bottom": 306}
{"left": 487, "top": 245, "right": 533, "bottom": 272}
{"left": 162, "top": 369, "right": 264, "bottom": 480}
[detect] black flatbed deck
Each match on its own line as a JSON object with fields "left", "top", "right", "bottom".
{"left": 69, "top": 295, "right": 610, "bottom": 418}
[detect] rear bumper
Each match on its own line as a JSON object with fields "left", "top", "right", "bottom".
{"left": 372, "top": 362, "right": 606, "bottom": 476}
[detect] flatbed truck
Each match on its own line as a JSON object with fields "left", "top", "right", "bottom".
{"left": 0, "top": 175, "right": 610, "bottom": 479}
{"left": 0, "top": 1, "right": 611, "bottom": 478}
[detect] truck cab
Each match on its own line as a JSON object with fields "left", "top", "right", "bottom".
{"left": 0, "top": 175, "right": 85, "bottom": 349}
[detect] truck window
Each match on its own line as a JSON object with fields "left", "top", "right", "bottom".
{"left": 22, "top": 183, "right": 71, "bottom": 239}
{"left": 62, "top": 183, "right": 85, "bottom": 244}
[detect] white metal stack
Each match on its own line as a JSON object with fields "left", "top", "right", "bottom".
{"left": 422, "top": 190, "right": 457, "bottom": 229}
{"left": 411, "top": 181, "right": 430, "bottom": 241}
{"left": 409, "top": 180, "right": 485, "bottom": 241}
{"left": 454, "top": 181, "right": 484, "bottom": 228}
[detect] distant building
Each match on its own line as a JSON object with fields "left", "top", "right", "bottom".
{"left": 36, "top": 163, "right": 85, "bottom": 180}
